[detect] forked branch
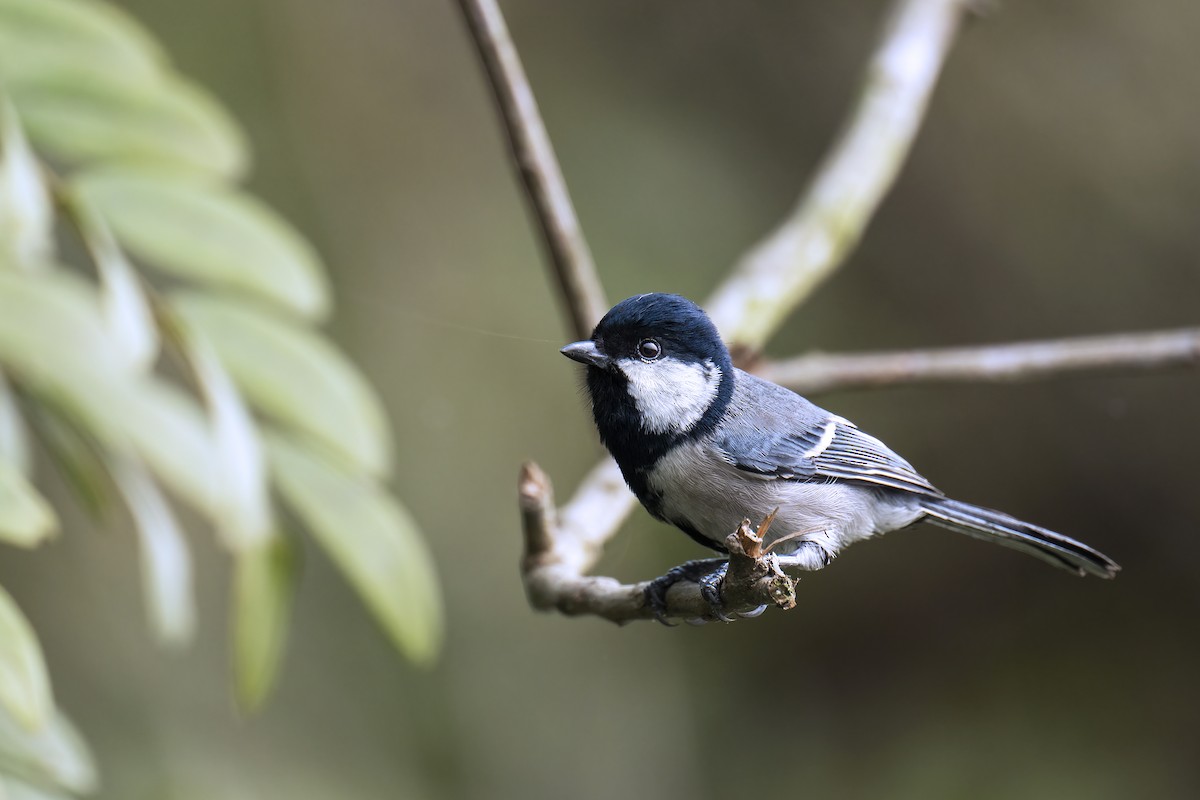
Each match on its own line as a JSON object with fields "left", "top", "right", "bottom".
{"left": 458, "top": 0, "right": 1196, "bottom": 624}
{"left": 468, "top": 0, "right": 971, "bottom": 622}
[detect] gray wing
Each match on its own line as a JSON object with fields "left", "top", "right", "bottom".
{"left": 715, "top": 371, "right": 942, "bottom": 497}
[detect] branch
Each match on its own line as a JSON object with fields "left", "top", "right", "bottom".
{"left": 454, "top": 0, "right": 975, "bottom": 622}
{"left": 706, "top": 0, "right": 972, "bottom": 352}
{"left": 455, "top": 0, "right": 609, "bottom": 341}
{"left": 760, "top": 327, "right": 1200, "bottom": 395}
{"left": 508, "top": 0, "right": 973, "bottom": 623}
{"left": 519, "top": 463, "right": 796, "bottom": 623}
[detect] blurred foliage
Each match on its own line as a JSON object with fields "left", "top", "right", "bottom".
{"left": 2, "top": 1, "right": 1199, "bottom": 799}
{"left": 0, "top": 0, "right": 442, "bottom": 794}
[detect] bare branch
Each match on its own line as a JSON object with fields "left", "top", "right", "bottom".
{"left": 706, "top": 0, "right": 972, "bottom": 352}
{"left": 456, "top": 0, "right": 608, "bottom": 341}
{"left": 761, "top": 328, "right": 1200, "bottom": 395}
{"left": 499, "top": 0, "right": 1193, "bottom": 624}
{"left": 501, "top": 0, "right": 979, "bottom": 623}
{"left": 520, "top": 463, "right": 796, "bottom": 624}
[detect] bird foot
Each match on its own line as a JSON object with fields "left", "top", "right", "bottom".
{"left": 644, "top": 558, "right": 726, "bottom": 625}
{"left": 697, "top": 561, "right": 733, "bottom": 622}
{"left": 644, "top": 558, "right": 766, "bottom": 624}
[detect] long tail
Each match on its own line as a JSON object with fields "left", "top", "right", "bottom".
{"left": 919, "top": 497, "right": 1120, "bottom": 578}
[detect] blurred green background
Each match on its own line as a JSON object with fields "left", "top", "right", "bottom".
{"left": 4, "top": 0, "right": 1200, "bottom": 797}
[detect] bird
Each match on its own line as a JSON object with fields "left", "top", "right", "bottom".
{"left": 560, "top": 293, "right": 1119, "bottom": 621}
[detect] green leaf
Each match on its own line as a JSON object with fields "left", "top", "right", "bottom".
{"left": 269, "top": 435, "right": 442, "bottom": 665}
{"left": 21, "top": 399, "right": 110, "bottom": 520}
{"left": 0, "top": 270, "right": 220, "bottom": 516}
{"left": 0, "top": 462, "right": 56, "bottom": 547}
{"left": 174, "top": 293, "right": 390, "bottom": 477}
{"left": 0, "top": 0, "right": 165, "bottom": 86}
{"left": 75, "top": 168, "right": 329, "bottom": 317}
{"left": 180, "top": 328, "right": 271, "bottom": 550}
{"left": 60, "top": 188, "right": 158, "bottom": 371}
{"left": 9, "top": 68, "right": 247, "bottom": 179}
{"left": 0, "top": 707, "right": 96, "bottom": 794}
{"left": 107, "top": 378, "right": 220, "bottom": 521}
{"left": 0, "top": 584, "right": 51, "bottom": 730}
{"left": 0, "top": 267, "right": 129, "bottom": 381}
{"left": 232, "top": 536, "right": 296, "bottom": 713}
{"left": 108, "top": 454, "right": 194, "bottom": 647}
{"left": 0, "top": 97, "right": 54, "bottom": 271}
{"left": 0, "top": 370, "right": 31, "bottom": 476}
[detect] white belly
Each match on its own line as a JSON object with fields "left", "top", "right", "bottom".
{"left": 646, "top": 440, "right": 924, "bottom": 557}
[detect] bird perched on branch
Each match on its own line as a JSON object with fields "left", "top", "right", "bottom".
{"left": 561, "top": 293, "right": 1119, "bottom": 621}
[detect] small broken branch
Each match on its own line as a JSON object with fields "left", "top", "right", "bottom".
{"left": 455, "top": 0, "right": 608, "bottom": 341}
{"left": 760, "top": 327, "right": 1200, "bottom": 395}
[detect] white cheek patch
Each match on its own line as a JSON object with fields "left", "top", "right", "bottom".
{"left": 618, "top": 358, "right": 721, "bottom": 434}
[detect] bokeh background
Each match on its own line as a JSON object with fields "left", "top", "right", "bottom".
{"left": 4, "top": 0, "right": 1200, "bottom": 797}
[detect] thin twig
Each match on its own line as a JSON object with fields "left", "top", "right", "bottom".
{"left": 761, "top": 328, "right": 1200, "bottom": 395}
{"left": 455, "top": 0, "right": 608, "bottom": 341}
{"left": 706, "top": 0, "right": 972, "bottom": 352}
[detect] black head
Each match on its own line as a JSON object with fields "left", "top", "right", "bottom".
{"left": 583, "top": 293, "right": 731, "bottom": 367}
{"left": 560, "top": 293, "right": 735, "bottom": 490}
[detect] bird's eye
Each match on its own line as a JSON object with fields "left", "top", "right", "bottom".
{"left": 637, "top": 339, "right": 662, "bottom": 360}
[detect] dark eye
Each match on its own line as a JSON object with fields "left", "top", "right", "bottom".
{"left": 637, "top": 339, "right": 662, "bottom": 360}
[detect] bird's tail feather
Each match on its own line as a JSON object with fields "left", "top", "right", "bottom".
{"left": 919, "top": 497, "right": 1119, "bottom": 578}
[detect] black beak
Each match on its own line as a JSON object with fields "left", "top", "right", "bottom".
{"left": 560, "top": 340, "right": 611, "bottom": 369}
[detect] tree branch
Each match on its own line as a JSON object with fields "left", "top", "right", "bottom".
{"left": 455, "top": 0, "right": 609, "bottom": 341}
{"left": 760, "top": 327, "right": 1200, "bottom": 395}
{"left": 519, "top": 463, "right": 796, "bottom": 623}
{"left": 492, "top": 0, "right": 976, "bottom": 624}
{"left": 706, "top": 0, "right": 971, "bottom": 352}
{"left": 496, "top": 0, "right": 1195, "bottom": 624}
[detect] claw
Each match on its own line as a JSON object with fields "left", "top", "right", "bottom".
{"left": 643, "top": 581, "right": 677, "bottom": 626}
{"left": 737, "top": 604, "right": 768, "bottom": 619}
{"left": 642, "top": 558, "right": 728, "bottom": 624}
{"left": 698, "top": 562, "right": 734, "bottom": 622}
